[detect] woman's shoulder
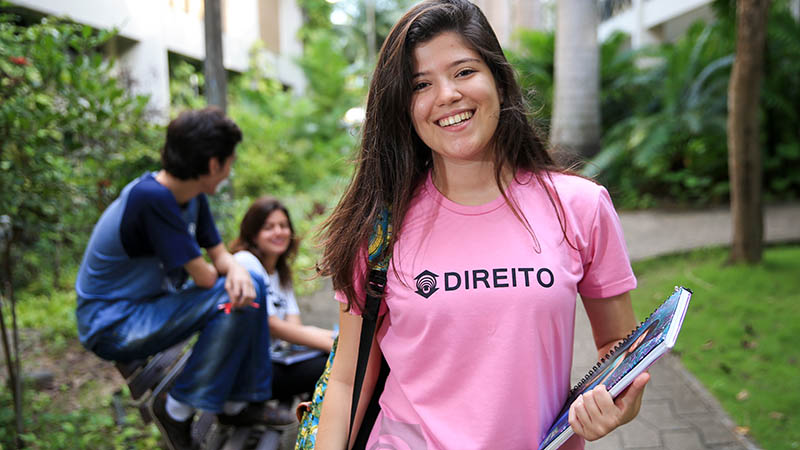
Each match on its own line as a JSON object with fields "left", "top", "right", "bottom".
{"left": 517, "top": 170, "right": 606, "bottom": 206}
{"left": 233, "top": 250, "right": 266, "bottom": 274}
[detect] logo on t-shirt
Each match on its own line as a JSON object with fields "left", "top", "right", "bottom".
{"left": 414, "top": 270, "right": 439, "bottom": 298}
{"left": 412, "top": 267, "right": 554, "bottom": 299}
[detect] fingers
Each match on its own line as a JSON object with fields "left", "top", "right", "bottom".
{"left": 615, "top": 372, "right": 650, "bottom": 424}
{"left": 569, "top": 385, "right": 621, "bottom": 441}
{"left": 226, "top": 269, "right": 256, "bottom": 308}
{"left": 570, "top": 373, "right": 651, "bottom": 441}
{"left": 225, "top": 277, "right": 243, "bottom": 307}
{"left": 568, "top": 395, "right": 584, "bottom": 437}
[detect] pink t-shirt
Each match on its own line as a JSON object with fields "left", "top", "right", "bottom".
{"left": 337, "top": 171, "right": 636, "bottom": 449}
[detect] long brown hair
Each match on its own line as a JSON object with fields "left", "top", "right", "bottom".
{"left": 317, "top": 0, "right": 572, "bottom": 308}
{"left": 230, "top": 196, "right": 298, "bottom": 289}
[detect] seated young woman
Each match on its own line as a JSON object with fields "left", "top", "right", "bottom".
{"left": 231, "top": 196, "right": 335, "bottom": 402}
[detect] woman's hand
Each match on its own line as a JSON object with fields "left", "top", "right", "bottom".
{"left": 568, "top": 371, "right": 650, "bottom": 441}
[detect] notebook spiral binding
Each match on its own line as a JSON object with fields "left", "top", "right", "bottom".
{"left": 566, "top": 286, "right": 682, "bottom": 400}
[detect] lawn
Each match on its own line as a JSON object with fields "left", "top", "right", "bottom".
{"left": 631, "top": 245, "right": 800, "bottom": 450}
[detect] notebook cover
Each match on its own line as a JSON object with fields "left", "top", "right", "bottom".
{"left": 271, "top": 344, "right": 324, "bottom": 366}
{"left": 538, "top": 286, "right": 693, "bottom": 450}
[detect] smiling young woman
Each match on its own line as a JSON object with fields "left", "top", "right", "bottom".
{"left": 230, "top": 196, "right": 335, "bottom": 402}
{"left": 314, "top": 1, "right": 647, "bottom": 448}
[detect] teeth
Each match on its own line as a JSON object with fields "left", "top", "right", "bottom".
{"left": 438, "top": 111, "right": 472, "bottom": 127}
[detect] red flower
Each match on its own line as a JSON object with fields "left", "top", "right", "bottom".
{"left": 9, "top": 56, "right": 29, "bottom": 66}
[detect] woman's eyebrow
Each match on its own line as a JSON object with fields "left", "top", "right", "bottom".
{"left": 412, "top": 57, "right": 482, "bottom": 79}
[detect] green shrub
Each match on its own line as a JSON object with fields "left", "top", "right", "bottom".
{"left": 0, "top": 12, "right": 162, "bottom": 291}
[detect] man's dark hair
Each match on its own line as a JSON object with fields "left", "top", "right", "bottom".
{"left": 161, "top": 107, "right": 243, "bottom": 180}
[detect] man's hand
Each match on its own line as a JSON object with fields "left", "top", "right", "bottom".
{"left": 568, "top": 372, "right": 650, "bottom": 441}
{"left": 225, "top": 261, "right": 256, "bottom": 308}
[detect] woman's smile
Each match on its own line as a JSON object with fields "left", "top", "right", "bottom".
{"left": 437, "top": 110, "right": 474, "bottom": 128}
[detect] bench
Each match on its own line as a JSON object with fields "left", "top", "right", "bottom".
{"left": 114, "top": 342, "right": 288, "bottom": 450}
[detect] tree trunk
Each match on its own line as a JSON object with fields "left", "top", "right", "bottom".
{"left": 728, "top": 0, "right": 770, "bottom": 264}
{"left": 204, "top": 0, "right": 227, "bottom": 112}
{"left": 550, "top": 0, "right": 601, "bottom": 165}
{"left": 1, "top": 227, "right": 23, "bottom": 447}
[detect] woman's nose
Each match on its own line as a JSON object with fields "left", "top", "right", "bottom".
{"left": 436, "top": 80, "right": 462, "bottom": 106}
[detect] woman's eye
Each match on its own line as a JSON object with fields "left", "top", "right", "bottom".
{"left": 457, "top": 69, "right": 476, "bottom": 77}
{"left": 412, "top": 81, "right": 430, "bottom": 91}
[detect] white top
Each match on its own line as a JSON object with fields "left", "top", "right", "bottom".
{"left": 234, "top": 250, "right": 300, "bottom": 349}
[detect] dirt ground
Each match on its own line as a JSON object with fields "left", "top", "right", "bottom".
{"left": 1, "top": 328, "right": 124, "bottom": 413}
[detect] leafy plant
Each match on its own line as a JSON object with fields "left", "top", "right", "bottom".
{"left": 584, "top": 21, "right": 735, "bottom": 207}
{"left": 0, "top": 10, "right": 161, "bottom": 443}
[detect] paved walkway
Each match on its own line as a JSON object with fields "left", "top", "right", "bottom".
{"left": 297, "top": 203, "right": 800, "bottom": 449}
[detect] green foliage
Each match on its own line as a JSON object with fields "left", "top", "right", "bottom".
{"left": 508, "top": 29, "right": 643, "bottom": 138}
{"left": 168, "top": 56, "right": 206, "bottom": 111}
{"left": 507, "top": 29, "right": 555, "bottom": 130}
{"left": 761, "top": 11, "right": 800, "bottom": 201}
{"left": 0, "top": 12, "right": 161, "bottom": 289}
{"left": 510, "top": 8, "right": 800, "bottom": 208}
{"left": 296, "top": 0, "right": 336, "bottom": 41}
{"left": 168, "top": 26, "right": 362, "bottom": 292}
{"left": 585, "top": 22, "right": 735, "bottom": 208}
{"left": 0, "top": 380, "right": 162, "bottom": 449}
{"left": 1, "top": 277, "right": 163, "bottom": 449}
{"left": 228, "top": 32, "right": 361, "bottom": 291}
{"left": 632, "top": 245, "right": 800, "bottom": 449}
{"left": 588, "top": 6, "right": 800, "bottom": 208}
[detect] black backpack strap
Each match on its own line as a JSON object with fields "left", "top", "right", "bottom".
{"left": 347, "top": 208, "right": 392, "bottom": 447}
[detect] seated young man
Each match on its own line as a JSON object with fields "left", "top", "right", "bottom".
{"left": 75, "top": 107, "right": 292, "bottom": 450}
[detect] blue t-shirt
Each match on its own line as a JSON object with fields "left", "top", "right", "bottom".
{"left": 75, "top": 172, "right": 221, "bottom": 301}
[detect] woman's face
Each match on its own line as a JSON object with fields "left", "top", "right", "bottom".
{"left": 410, "top": 31, "right": 501, "bottom": 168}
{"left": 255, "top": 209, "right": 292, "bottom": 258}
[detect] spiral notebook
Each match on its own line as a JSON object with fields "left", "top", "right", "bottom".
{"left": 539, "top": 286, "right": 693, "bottom": 450}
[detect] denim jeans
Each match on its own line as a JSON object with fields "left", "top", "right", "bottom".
{"left": 76, "top": 271, "right": 272, "bottom": 412}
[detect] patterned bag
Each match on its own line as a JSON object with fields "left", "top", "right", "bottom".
{"left": 295, "top": 208, "right": 392, "bottom": 449}
{"left": 294, "top": 337, "right": 337, "bottom": 448}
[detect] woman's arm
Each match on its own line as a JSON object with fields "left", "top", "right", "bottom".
{"left": 269, "top": 314, "right": 335, "bottom": 352}
{"left": 317, "top": 305, "right": 382, "bottom": 449}
{"left": 571, "top": 291, "right": 650, "bottom": 441}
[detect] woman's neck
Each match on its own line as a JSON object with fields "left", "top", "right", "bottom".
{"left": 263, "top": 253, "right": 278, "bottom": 275}
{"left": 431, "top": 159, "right": 511, "bottom": 205}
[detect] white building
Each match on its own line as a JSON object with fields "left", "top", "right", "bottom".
{"left": 474, "top": 0, "right": 722, "bottom": 49}
{"left": 598, "top": 0, "right": 716, "bottom": 47}
{"left": 8, "top": 0, "right": 305, "bottom": 121}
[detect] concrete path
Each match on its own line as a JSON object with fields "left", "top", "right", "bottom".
{"left": 296, "top": 203, "right": 800, "bottom": 449}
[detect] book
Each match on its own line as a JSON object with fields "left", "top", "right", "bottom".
{"left": 270, "top": 344, "right": 324, "bottom": 366}
{"left": 538, "top": 285, "right": 693, "bottom": 450}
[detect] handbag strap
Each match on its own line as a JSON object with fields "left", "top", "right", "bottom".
{"left": 347, "top": 207, "right": 392, "bottom": 447}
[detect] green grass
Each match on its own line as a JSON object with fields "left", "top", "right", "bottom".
{"left": 1, "top": 268, "right": 163, "bottom": 449}
{"left": 631, "top": 245, "right": 800, "bottom": 450}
